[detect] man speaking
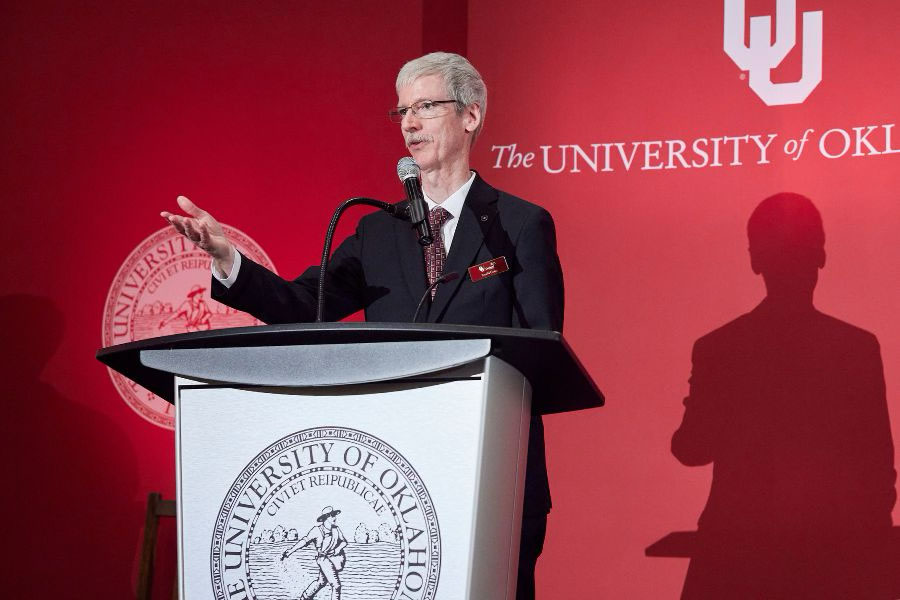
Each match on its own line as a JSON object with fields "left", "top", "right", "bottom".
{"left": 162, "top": 52, "right": 564, "bottom": 599}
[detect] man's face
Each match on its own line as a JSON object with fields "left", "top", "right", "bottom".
{"left": 396, "top": 74, "right": 478, "bottom": 172}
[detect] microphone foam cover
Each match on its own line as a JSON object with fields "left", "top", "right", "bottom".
{"left": 397, "top": 156, "right": 420, "bottom": 181}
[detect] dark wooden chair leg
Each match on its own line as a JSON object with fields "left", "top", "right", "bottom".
{"left": 136, "top": 492, "right": 162, "bottom": 600}
{"left": 137, "top": 492, "right": 177, "bottom": 600}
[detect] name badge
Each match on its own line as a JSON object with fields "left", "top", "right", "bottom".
{"left": 468, "top": 256, "right": 509, "bottom": 282}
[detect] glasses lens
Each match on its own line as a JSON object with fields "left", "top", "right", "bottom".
{"left": 388, "top": 109, "right": 404, "bottom": 123}
{"left": 417, "top": 102, "right": 437, "bottom": 118}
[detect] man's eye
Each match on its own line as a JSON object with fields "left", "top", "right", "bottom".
{"left": 419, "top": 101, "right": 435, "bottom": 110}
{"left": 397, "top": 108, "right": 409, "bottom": 117}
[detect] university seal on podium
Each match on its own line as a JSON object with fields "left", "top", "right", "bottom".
{"left": 211, "top": 427, "right": 441, "bottom": 600}
{"left": 102, "top": 225, "right": 275, "bottom": 428}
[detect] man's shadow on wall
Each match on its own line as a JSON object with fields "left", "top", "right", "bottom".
{"left": 1, "top": 294, "right": 140, "bottom": 596}
{"left": 656, "top": 194, "right": 897, "bottom": 599}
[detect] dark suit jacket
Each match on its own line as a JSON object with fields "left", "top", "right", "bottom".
{"left": 212, "top": 173, "right": 564, "bottom": 515}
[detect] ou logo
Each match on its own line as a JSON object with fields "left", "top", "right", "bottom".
{"left": 723, "top": 0, "right": 823, "bottom": 106}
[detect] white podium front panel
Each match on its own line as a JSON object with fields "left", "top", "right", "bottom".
{"left": 175, "top": 357, "right": 529, "bottom": 600}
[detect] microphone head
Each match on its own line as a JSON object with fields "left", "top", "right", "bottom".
{"left": 397, "top": 156, "right": 420, "bottom": 182}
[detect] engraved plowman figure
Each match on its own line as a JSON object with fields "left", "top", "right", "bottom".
{"left": 281, "top": 506, "right": 349, "bottom": 600}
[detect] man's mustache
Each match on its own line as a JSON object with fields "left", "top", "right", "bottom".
{"left": 406, "top": 134, "right": 433, "bottom": 146}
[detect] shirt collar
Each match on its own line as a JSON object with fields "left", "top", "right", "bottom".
{"left": 423, "top": 171, "right": 476, "bottom": 219}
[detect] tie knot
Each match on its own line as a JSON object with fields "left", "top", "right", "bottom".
{"left": 429, "top": 206, "right": 451, "bottom": 229}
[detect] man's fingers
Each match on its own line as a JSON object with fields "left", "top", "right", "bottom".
{"left": 183, "top": 219, "right": 203, "bottom": 242}
{"left": 177, "top": 195, "right": 207, "bottom": 218}
{"left": 198, "top": 221, "right": 210, "bottom": 246}
{"left": 175, "top": 218, "right": 192, "bottom": 239}
{"left": 164, "top": 213, "right": 189, "bottom": 237}
{"left": 164, "top": 200, "right": 227, "bottom": 258}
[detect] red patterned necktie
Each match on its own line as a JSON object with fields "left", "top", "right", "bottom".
{"left": 424, "top": 206, "right": 452, "bottom": 298}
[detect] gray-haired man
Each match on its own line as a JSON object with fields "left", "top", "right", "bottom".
{"left": 163, "top": 52, "right": 564, "bottom": 599}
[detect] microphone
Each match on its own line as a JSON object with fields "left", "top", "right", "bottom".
{"left": 412, "top": 272, "right": 459, "bottom": 323}
{"left": 397, "top": 157, "right": 433, "bottom": 246}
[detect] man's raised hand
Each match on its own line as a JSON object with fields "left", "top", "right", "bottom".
{"left": 161, "top": 196, "right": 235, "bottom": 277}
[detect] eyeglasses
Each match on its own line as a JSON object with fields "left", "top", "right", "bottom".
{"left": 388, "top": 99, "right": 458, "bottom": 123}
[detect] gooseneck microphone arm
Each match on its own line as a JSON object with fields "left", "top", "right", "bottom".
{"left": 316, "top": 197, "right": 409, "bottom": 323}
{"left": 412, "top": 272, "right": 459, "bottom": 323}
{"left": 317, "top": 158, "right": 430, "bottom": 322}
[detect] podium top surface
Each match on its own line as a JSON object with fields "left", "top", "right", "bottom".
{"left": 96, "top": 322, "right": 604, "bottom": 415}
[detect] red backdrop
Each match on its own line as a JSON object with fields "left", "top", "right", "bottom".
{"left": 469, "top": 0, "right": 899, "bottom": 596}
{"left": 2, "top": 2, "right": 420, "bottom": 597}
{"left": 2, "top": 1, "right": 896, "bottom": 597}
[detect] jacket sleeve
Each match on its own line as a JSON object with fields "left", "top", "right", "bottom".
{"left": 211, "top": 227, "right": 366, "bottom": 324}
{"left": 510, "top": 207, "right": 565, "bottom": 332}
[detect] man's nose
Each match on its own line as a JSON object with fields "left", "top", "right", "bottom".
{"left": 402, "top": 110, "right": 421, "bottom": 131}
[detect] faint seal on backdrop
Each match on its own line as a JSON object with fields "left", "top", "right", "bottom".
{"left": 102, "top": 225, "right": 276, "bottom": 428}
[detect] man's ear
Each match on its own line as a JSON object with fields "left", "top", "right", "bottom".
{"left": 463, "top": 103, "right": 482, "bottom": 133}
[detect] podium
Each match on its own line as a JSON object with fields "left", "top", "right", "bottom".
{"left": 98, "top": 323, "right": 603, "bottom": 600}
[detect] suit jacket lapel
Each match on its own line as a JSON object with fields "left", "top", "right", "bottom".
{"left": 394, "top": 212, "right": 428, "bottom": 306}
{"left": 428, "top": 173, "right": 498, "bottom": 321}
